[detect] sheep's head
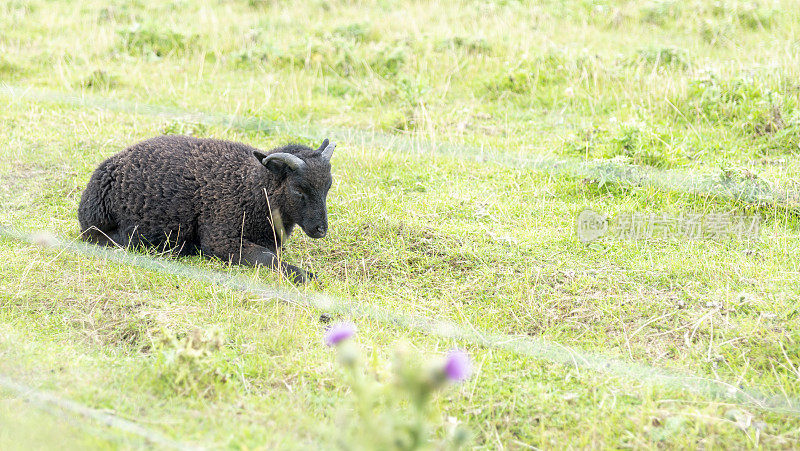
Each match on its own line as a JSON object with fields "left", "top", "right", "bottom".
{"left": 254, "top": 139, "right": 335, "bottom": 239}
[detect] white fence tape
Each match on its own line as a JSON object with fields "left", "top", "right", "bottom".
{"left": 0, "top": 374, "right": 197, "bottom": 449}
{"left": 1, "top": 226, "right": 797, "bottom": 417}
{"left": 1, "top": 84, "right": 797, "bottom": 211}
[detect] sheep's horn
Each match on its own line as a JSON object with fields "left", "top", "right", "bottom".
{"left": 320, "top": 140, "right": 336, "bottom": 161}
{"left": 262, "top": 152, "right": 305, "bottom": 171}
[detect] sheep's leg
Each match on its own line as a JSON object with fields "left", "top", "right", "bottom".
{"left": 81, "top": 226, "right": 123, "bottom": 247}
{"left": 203, "top": 240, "right": 314, "bottom": 284}
{"left": 241, "top": 242, "right": 314, "bottom": 284}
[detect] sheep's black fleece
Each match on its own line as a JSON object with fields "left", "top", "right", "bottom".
{"left": 78, "top": 135, "right": 334, "bottom": 283}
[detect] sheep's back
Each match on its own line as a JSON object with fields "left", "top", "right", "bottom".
{"left": 102, "top": 135, "right": 257, "bottom": 240}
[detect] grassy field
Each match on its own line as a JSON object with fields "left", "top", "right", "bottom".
{"left": 1, "top": 0, "right": 799, "bottom": 448}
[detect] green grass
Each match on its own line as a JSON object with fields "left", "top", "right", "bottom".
{"left": 0, "top": 396, "right": 118, "bottom": 450}
{"left": 1, "top": 0, "right": 799, "bottom": 448}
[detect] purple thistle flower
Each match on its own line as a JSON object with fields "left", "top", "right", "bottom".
{"left": 324, "top": 322, "right": 356, "bottom": 347}
{"left": 443, "top": 349, "right": 472, "bottom": 382}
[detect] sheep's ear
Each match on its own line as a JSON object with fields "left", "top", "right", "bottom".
{"left": 253, "top": 150, "right": 269, "bottom": 165}
{"left": 257, "top": 151, "right": 306, "bottom": 174}
{"left": 315, "top": 139, "right": 329, "bottom": 153}
{"left": 320, "top": 139, "right": 336, "bottom": 161}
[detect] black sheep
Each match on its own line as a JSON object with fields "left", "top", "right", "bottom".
{"left": 77, "top": 135, "right": 335, "bottom": 283}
